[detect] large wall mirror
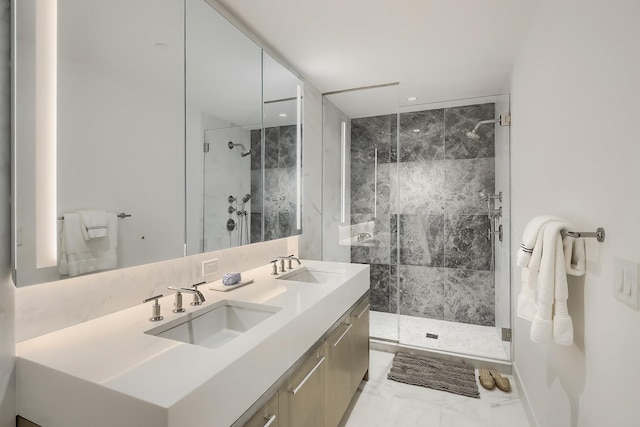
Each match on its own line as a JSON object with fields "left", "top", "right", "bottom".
{"left": 185, "top": 0, "right": 303, "bottom": 254}
{"left": 13, "top": 0, "right": 302, "bottom": 287}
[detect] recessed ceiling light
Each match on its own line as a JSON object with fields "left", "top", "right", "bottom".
{"left": 407, "top": 97, "right": 417, "bottom": 101}
{"left": 413, "top": 129, "right": 420, "bottom": 133}
{"left": 279, "top": 113, "right": 288, "bottom": 117}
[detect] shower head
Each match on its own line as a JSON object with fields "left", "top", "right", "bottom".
{"left": 242, "top": 193, "right": 252, "bottom": 203}
{"left": 465, "top": 118, "right": 498, "bottom": 140}
{"left": 228, "top": 141, "right": 252, "bottom": 157}
{"left": 478, "top": 190, "right": 489, "bottom": 201}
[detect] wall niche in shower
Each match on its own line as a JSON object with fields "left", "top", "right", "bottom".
{"left": 351, "top": 103, "right": 496, "bottom": 327}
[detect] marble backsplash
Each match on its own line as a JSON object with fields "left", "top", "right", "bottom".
{"left": 351, "top": 103, "right": 496, "bottom": 327}
{"left": 15, "top": 236, "right": 298, "bottom": 342}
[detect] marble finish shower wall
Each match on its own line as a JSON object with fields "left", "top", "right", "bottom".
{"left": 250, "top": 125, "right": 300, "bottom": 242}
{"left": 351, "top": 103, "right": 496, "bottom": 327}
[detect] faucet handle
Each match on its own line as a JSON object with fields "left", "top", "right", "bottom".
{"left": 270, "top": 260, "right": 279, "bottom": 275}
{"left": 143, "top": 294, "right": 164, "bottom": 322}
{"left": 168, "top": 287, "right": 186, "bottom": 313}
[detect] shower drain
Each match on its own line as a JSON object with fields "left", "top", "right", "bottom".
{"left": 425, "top": 333, "right": 439, "bottom": 339}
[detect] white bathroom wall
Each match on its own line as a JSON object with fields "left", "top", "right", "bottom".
{"left": 0, "top": 1, "right": 14, "bottom": 424}
{"left": 511, "top": 1, "right": 640, "bottom": 426}
{"left": 298, "top": 84, "right": 324, "bottom": 260}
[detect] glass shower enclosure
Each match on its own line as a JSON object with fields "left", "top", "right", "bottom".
{"left": 322, "top": 85, "right": 511, "bottom": 361}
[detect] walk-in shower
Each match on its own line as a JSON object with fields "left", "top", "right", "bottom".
{"left": 322, "top": 86, "right": 512, "bottom": 362}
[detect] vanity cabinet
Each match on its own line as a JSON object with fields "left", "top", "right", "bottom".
{"left": 279, "top": 346, "right": 326, "bottom": 427}
{"left": 324, "top": 321, "right": 353, "bottom": 427}
{"left": 244, "top": 392, "right": 279, "bottom": 427}
{"left": 350, "top": 297, "right": 371, "bottom": 396}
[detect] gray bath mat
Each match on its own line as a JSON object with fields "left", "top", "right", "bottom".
{"left": 387, "top": 352, "right": 480, "bottom": 398}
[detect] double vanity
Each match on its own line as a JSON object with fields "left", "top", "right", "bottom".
{"left": 16, "top": 260, "right": 370, "bottom": 427}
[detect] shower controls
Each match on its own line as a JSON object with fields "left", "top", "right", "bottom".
{"left": 226, "top": 218, "right": 236, "bottom": 231}
{"left": 228, "top": 206, "right": 236, "bottom": 214}
{"left": 228, "top": 195, "right": 237, "bottom": 203}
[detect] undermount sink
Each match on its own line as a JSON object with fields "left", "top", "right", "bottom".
{"left": 145, "top": 300, "right": 280, "bottom": 349}
{"left": 277, "top": 267, "right": 343, "bottom": 284}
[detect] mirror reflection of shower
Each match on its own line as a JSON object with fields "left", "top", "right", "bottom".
{"left": 227, "top": 194, "right": 251, "bottom": 246}
{"left": 228, "top": 140, "right": 252, "bottom": 157}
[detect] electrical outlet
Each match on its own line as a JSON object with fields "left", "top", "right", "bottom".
{"left": 202, "top": 258, "right": 218, "bottom": 276}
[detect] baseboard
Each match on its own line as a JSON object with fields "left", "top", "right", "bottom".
{"left": 513, "top": 362, "right": 540, "bottom": 427}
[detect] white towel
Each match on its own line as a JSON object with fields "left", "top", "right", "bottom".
{"left": 59, "top": 212, "right": 118, "bottom": 276}
{"left": 77, "top": 210, "right": 109, "bottom": 240}
{"left": 516, "top": 215, "right": 564, "bottom": 268}
{"left": 517, "top": 217, "right": 586, "bottom": 346}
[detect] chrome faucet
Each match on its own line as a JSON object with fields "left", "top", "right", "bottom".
{"left": 276, "top": 255, "right": 301, "bottom": 270}
{"left": 169, "top": 281, "right": 206, "bottom": 307}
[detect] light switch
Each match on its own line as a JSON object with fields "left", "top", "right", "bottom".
{"left": 613, "top": 257, "right": 639, "bottom": 310}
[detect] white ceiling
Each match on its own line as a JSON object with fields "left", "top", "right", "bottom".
{"left": 217, "top": 0, "right": 539, "bottom": 109}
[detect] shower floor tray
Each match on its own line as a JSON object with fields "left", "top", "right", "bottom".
{"left": 370, "top": 311, "right": 510, "bottom": 361}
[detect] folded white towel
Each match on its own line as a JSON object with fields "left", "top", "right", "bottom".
{"left": 517, "top": 217, "right": 586, "bottom": 346}
{"left": 516, "top": 215, "right": 564, "bottom": 268}
{"left": 59, "top": 212, "right": 118, "bottom": 276}
{"left": 77, "top": 210, "right": 109, "bottom": 240}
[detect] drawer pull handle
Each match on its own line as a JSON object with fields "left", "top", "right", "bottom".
{"left": 263, "top": 414, "right": 277, "bottom": 427}
{"left": 333, "top": 324, "right": 353, "bottom": 347}
{"left": 356, "top": 303, "right": 370, "bottom": 319}
{"left": 290, "top": 356, "right": 325, "bottom": 395}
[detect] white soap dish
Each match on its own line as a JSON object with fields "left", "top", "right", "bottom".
{"left": 209, "top": 278, "right": 254, "bottom": 292}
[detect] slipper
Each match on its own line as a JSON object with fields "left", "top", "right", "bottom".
{"left": 489, "top": 370, "right": 511, "bottom": 392}
{"left": 478, "top": 368, "right": 495, "bottom": 390}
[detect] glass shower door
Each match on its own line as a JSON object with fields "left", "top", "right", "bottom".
{"left": 322, "top": 85, "right": 400, "bottom": 343}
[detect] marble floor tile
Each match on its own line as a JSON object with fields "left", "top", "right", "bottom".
{"left": 340, "top": 350, "right": 530, "bottom": 427}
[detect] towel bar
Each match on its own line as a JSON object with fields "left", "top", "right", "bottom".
{"left": 561, "top": 227, "right": 605, "bottom": 242}
{"left": 57, "top": 212, "right": 132, "bottom": 220}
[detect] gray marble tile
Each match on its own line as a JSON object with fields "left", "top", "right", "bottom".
{"left": 390, "top": 160, "right": 445, "bottom": 215}
{"left": 350, "top": 162, "right": 391, "bottom": 217}
{"left": 264, "top": 127, "right": 280, "bottom": 169}
{"left": 250, "top": 212, "right": 262, "bottom": 243}
{"left": 278, "top": 167, "right": 297, "bottom": 213}
{"left": 250, "top": 170, "right": 263, "bottom": 214}
{"left": 444, "top": 268, "right": 495, "bottom": 326}
{"left": 444, "top": 103, "right": 495, "bottom": 159}
{"left": 263, "top": 169, "right": 279, "bottom": 213}
{"left": 444, "top": 158, "right": 495, "bottom": 214}
{"left": 278, "top": 125, "right": 297, "bottom": 168}
{"left": 397, "top": 109, "right": 444, "bottom": 162}
{"left": 444, "top": 214, "right": 492, "bottom": 271}
{"left": 370, "top": 263, "right": 391, "bottom": 313}
{"left": 397, "top": 265, "right": 445, "bottom": 319}
{"left": 263, "top": 212, "right": 280, "bottom": 241}
{"left": 351, "top": 114, "right": 394, "bottom": 164}
{"left": 389, "top": 264, "right": 398, "bottom": 314}
{"left": 394, "top": 214, "right": 445, "bottom": 267}
{"left": 250, "top": 129, "right": 261, "bottom": 171}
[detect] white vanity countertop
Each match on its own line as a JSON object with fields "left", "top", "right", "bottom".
{"left": 16, "top": 260, "right": 370, "bottom": 427}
